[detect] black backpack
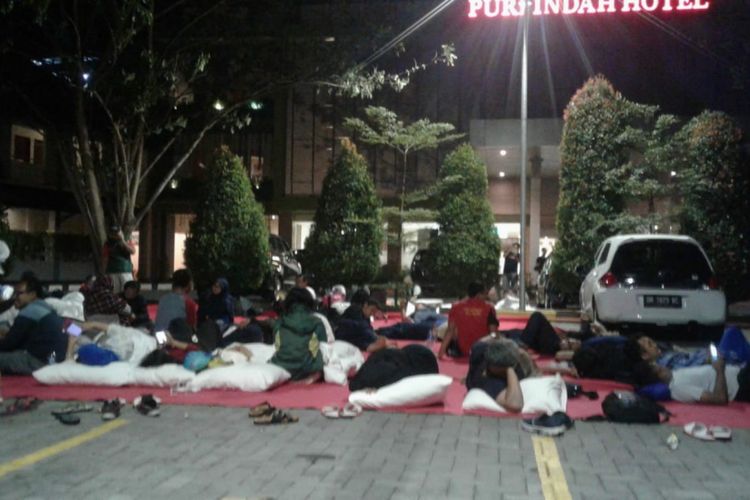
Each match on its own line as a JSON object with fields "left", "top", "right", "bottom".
{"left": 600, "top": 391, "right": 672, "bottom": 424}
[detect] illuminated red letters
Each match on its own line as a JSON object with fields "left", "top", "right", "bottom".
{"left": 467, "top": 0, "right": 710, "bottom": 17}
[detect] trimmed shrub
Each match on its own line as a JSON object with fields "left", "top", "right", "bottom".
{"left": 184, "top": 146, "right": 270, "bottom": 293}
{"left": 305, "top": 139, "right": 383, "bottom": 289}
{"left": 431, "top": 144, "right": 501, "bottom": 296}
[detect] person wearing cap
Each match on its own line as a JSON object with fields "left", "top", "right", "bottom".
{"left": 335, "top": 290, "right": 389, "bottom": 352}
{"left": 465, "top": 340, "right": 526, "bottom": 412}
{"left": 101, "top": 225, "right": 135, "bottom": 293}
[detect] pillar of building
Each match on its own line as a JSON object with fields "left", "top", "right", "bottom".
{"left": 528, "top": 155, "right": 543, "bottom": 282}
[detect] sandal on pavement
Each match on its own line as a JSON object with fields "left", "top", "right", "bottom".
{"left": 339, "top": 403, "right": 362, "bottom": 419}
{"left": 254, "top": 409, "right": 299, "bottom": 425}
{"left": 321, "top": 406, "right": 340, "bottom": 419}
{"left": 709, "top": 425, "right": 732, "bottom": 441}
{"left": 52, "top": 402, "right": 93, "bottom": 416}
{"left": 0, "top": 397, "right": 41, "bottom": 418}
{"left": 248, "top": 401, "right": 274, "bottom": 418}
{"left": 684, "top": 422, "right": 714, "bottom": 441}
{"left": 52, "top": 412, "right": 81, "bottom": 425}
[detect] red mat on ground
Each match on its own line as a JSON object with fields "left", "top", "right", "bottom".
{"left": 4, "top": 340, "right": 750, "bottom": 428}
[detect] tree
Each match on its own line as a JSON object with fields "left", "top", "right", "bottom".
{"left": 676, "top": 111, "right": 750, "bottom": 302}
{"left": 431, "top": 144, "right": 500, "bottom": 296}
{"left": 0, "top": 1, "right": 455, "bottom": 271}
{"left": 344, "top": 106, "right": 463, "bottom": 267}
{"left": 552, "top": 76, "right": 645, "bottom": 295}
{"left": 183, "top": 147, "right": 269, "bottom": 294}
{"left": 304, "top": 139, "right": 383, "bottom": 289}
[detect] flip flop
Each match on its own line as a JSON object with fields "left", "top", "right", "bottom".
{"left": 52, "top": 412, "right": 81, "bottom": 425}
{"left": 0, "top": 397, "right": 41, "bottom": 418}
{"left": 709, "top": 425, "right": 732, "bottom": 441}
{"left": 52, "top": 403, "right": 94, "bottom": 415}
{"left": 321, "top": 406, "right": 340, "bottom": 419}
{"left": 339, "top": 403, "right": 362, "bottom": 419}
{"left": 248, "top": 401, "right": 274, "bottom": 418}
{"left": 254, "top": 409, "right": 299, "bottom": 425}
{"left": 684, "top": 422, "right": 714, "bottom": 441}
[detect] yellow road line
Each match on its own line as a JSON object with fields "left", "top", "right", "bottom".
{"left": 532, "top": 435, "right": 573, "bottom": 500}
{"left": 0, "top": 419, "right": 128, "bottom": 479}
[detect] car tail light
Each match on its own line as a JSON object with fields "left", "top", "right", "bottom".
{"left": 707, "top": 275, "right": 720, "bottom": 290}
{"left": 599, "top": 272, "right": 618, "bottom": 288}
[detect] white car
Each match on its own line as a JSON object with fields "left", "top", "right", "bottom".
{"left": 579, "top": 234, "right": 725, "bottom": 336}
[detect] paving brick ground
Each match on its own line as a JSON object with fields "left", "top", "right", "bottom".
{"left": 1, "top": 402, "right": 750, "bottom": 500}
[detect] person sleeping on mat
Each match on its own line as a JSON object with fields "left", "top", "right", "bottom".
{"left": 349, "top": 344, "right": 439, "bottom": 392}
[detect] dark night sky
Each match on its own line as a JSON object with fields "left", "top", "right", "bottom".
{"left": 401, "top": 0, "right": 750, "bottom": 120}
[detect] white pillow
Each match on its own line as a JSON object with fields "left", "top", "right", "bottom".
{"left": 187, "top": 363, "right": 291, "bottom": 392}
{"left": 349, "top": 374, "right": 452, "bottom": 409}
{"left": 520, "top": 375, "right": 567, "bottom": 414}
{"left": 461, "top": 375, "right": 567, "bottom": 414}
{"left": 132, "top": 364, "right": 196, "bottom": 387}
{"left": 243, "top": 343, "right": 276, "bottom": 364}
{"left": 462, "top": 388, "right": 507, "bottom": 413}
{"left": 33, "top": 361, "right": 134, "bottom": 386}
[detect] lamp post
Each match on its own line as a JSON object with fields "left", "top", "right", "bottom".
{"left": 519, "top": 0, "right": 530, "bottom": 310}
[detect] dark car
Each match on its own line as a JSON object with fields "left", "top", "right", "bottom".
{"left": 410, "top": 249, "right": 438, "bottom": 293}
{"left": 268, "top": 234, "right": 302, "bottom": 293}
{"left": 536, "top": 253, "right": 575, "bottom": 309}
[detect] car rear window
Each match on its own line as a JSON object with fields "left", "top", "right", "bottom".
{"left": 610, "top": 240, "right": 712, "bottom": 289}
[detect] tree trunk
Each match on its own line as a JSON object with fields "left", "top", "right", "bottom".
{"left": 74, "top": 85, "right": 107, "bottom": 272}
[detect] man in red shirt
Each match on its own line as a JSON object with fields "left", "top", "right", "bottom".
{"left": 439, "top": 282, "right": 498, "bottom": 359}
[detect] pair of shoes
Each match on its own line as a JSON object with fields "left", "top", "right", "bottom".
{"left": 100, "top": 398, "right": 126, "bottom": 421}
{"left": 133, "top": 395, "right": 161, "bottom": 417}
{"left": 321, "top": 403, "right": 362, "bottom": 419}
{"left": 521, "top": 411, "right": 574, "bottom": 436}
{"left": 253, "top": 409, "right": 299, "bottom": 425}
{"left": 684, "top": 422, "right": 732, "bottom": 441}
{"left": 248, "top": 401, "right": 274, "bottom": 418}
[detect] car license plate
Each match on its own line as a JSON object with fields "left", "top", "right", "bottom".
{"left": 643, "top": 295, "right": 682, "bottom": 308}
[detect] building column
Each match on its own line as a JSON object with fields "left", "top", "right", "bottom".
{"left": 528, "top": 156, "right": 542, "bottom": 283}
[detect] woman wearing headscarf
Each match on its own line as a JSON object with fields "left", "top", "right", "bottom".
{"left": 198, "top": 278, "right": 234, "bottom": 331}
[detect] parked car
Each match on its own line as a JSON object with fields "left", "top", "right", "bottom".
{"left": 268, "top": 235, "right": 302, "bottom": 292}
{"left": 579, "top": 234, "right": 725, "bottom": 338}
{"left": 536, "top": 253, "right": 575, "bottom": 309}
{"left": 410, "top": 248, "right": 438, "bottom": 293}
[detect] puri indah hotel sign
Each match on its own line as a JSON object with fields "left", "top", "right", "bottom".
{"left": 468, "top": 0, "right": 709, "bottom": 17}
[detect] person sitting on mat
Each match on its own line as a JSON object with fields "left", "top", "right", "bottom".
{"left": 120, "top": 281, "right": 152, "bottom": 331}
{"left": 0, "top": 272, "right": 67, "bottom": 374}
{"left": 466, "top": 340, "right": 525, "bottom": 412}
{"left": 198, "top": 277, "right": 235, "bottom": 332}
{"left": 349, "top": 344, "right": 439, "bottom": 391}
{"left": 154, "top": 268, "right": 198, "bottom": 333}
{"left": 334, "top": 289, "right": 389, "bottom": 352}
{"left": 269, "top": 287, "right": 327, "bottom": 384}
{"left": 439, "top": 282, "right": 497, "bottom": 359}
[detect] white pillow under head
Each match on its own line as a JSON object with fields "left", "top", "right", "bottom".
{"left": 462, "top": 374, "right": 567, "bottom": 414}
{"left": 187, "top": 363, "right": 290, "bottom": 392}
